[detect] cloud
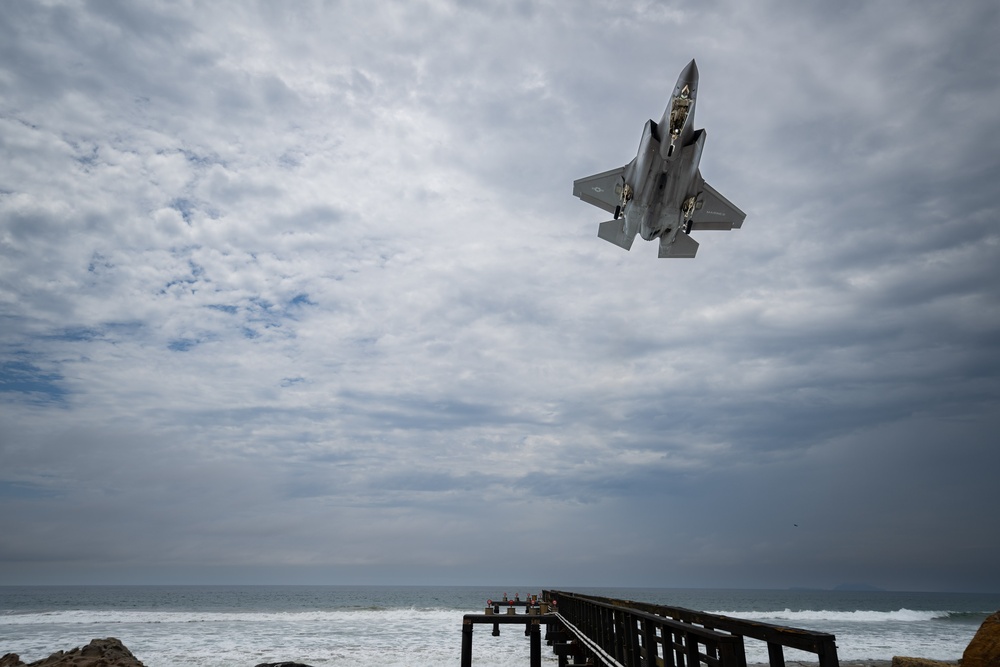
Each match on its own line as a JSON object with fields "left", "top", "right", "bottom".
{"left": 1, "top": 0, "right": 998, "bottom": 590}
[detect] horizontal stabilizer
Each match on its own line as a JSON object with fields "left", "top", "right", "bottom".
{"left": 659, "top": 231, "right": 699, "bottom": 258}
{"left": 574, "top": 167, "right": 625, "bottom": 214}
{"left": 690, "top": 180, "right": 746, "bottom": 230}
{"left": 598, "top": 219, "right": 637, "bottom": 251}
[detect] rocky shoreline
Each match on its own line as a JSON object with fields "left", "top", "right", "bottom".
{"left": 0, "top": 639, "right": 145, "bottom": 667}
{"left": 0, "top": 640, "right": 320, "bottom": 667}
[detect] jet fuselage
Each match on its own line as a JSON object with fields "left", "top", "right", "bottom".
{"left": 573, "top": 59, "right": 746, "bottom": 258}
{"left": 622, "top": 59, "right": 704, "bottom": 244}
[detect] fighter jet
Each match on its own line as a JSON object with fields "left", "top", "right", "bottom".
{"left": 573, "top": 59, "right": 745, "bottom": 258}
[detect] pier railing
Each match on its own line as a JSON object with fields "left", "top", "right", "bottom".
{"left": 548, "top": 591, "right": 742, "bottom": 667}
{"left": 545, "top": 590, "right": 840, "bottom": 667}
{"left": 461, "top": 591, "right": 840, "bottom": 667}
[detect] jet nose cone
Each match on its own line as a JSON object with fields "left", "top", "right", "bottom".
{"left": 679, "top": 59, "right": 699, "bottom": 86}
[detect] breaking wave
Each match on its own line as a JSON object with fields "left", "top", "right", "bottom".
{"left": 0, "top": 607, "right": 459, "bottom": 626}
{"left": 707, "top": 608, "right": 971, "bottom": 623}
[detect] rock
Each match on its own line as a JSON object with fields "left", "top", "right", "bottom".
{"left": 964, "top": 610, "right": 1000, "bottom": 667}
{"left": 0, "top": 639, "right": 144, "bottom": 667}
{"left": 890, "top": 658, "right": 957, "bottom": 667}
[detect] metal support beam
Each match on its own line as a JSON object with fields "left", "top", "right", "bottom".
{"left": 461, "top": 620, "right": 473, "bottom": 667}
{"left": 530, "top": 620, "right": 541, "bottom": 667}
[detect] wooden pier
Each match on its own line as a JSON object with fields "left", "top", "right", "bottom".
{"left": 461, "top": 590, "right": 840, "bottom": 667}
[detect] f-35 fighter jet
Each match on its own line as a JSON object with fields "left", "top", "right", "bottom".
{"left": 573, "top": 60, "right": 745, "bottom": 258}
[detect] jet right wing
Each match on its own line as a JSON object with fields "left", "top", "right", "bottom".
{"left": 689, "top": 180, "right": 746, "bottom": 230}
{"left": 573, "top": 167, "right": 625, "bottom": 215}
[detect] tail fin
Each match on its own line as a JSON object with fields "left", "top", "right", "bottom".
{"left": 658, "top": 231, "right": 699, "bottom": 258}
{"left": 598, "top": 219, "right": 637, "bottom": 251}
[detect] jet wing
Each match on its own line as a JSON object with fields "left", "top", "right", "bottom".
{"left": 573, "top": 167, "right": 625, "bottom": 215}
{"left": 689, "top": 180, "right": 746, "bottom": 230}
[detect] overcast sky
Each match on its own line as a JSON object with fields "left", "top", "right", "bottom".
{"left": 1, "top": 1, "right": 998, "bottom": 592}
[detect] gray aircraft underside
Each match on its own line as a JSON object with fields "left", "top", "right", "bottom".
{"left": 573, "top": 59, "right": 746, "bottom": 258}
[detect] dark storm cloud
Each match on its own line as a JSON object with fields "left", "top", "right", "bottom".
{"left": 1, "top": 0, "right": 998, "bottom": 590}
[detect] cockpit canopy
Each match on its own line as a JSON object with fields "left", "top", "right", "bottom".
{"left": 668, "top": 87, "right": 693, "bottom": 139}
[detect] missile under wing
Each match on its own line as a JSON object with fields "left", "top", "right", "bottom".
{"left": 573, "top": 59, "right": 745, "bottom": 258}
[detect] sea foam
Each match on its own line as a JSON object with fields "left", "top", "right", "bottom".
{"left": 709, "top": 608, "right": 955, "bottom": 623}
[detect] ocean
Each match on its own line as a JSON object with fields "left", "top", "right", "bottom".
{"left": 2, "top": 586, "right": 997, "bottom": 666}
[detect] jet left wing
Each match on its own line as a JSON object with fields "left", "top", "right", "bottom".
{"left": 689, "top": 180, "right": 746, "bottom": 230}
{"left": 573, "top": 167, "right": 625, "bottom": 215}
